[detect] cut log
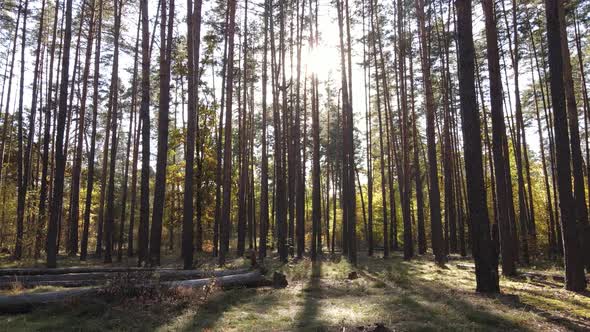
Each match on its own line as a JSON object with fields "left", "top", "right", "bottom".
{"left": 165, "top": 270, "right": 274, "bottom": 289}
{"left": 0, "top": 270, "right": 277, "bottom": 313}
{"left": 0, "top": 267, "right": 159, "bottom": 276}
{"left": 0, "top": 268, "right": 251, "bottom": 287}
{"left": 0, "top": 288, "right": 100, "bottom": 313}
{"left": 1, "top": 280, "right": 104, "bottom": 288}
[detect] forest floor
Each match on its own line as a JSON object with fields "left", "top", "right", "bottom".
{"left": 0, "top": 252, "right": 589, "bottom": 331}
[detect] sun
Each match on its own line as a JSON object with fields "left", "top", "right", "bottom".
{"left": 302, "top": 45, "right": 340, "bottom": 81}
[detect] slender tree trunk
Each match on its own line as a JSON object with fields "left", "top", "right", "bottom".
{"left": 310, "top": 40, "right": 321, "bottom": 261}
{"left": 47, "top": 0, "right": 74, "bottom": 268}
{"left": 138, "top": 0, "right": 152, "bottom": 267}
{"left": 219, "top": 0, "right": 237, "bottom": 266}
{"left": 370, "top": 0, "right": 388, "bottom": 258}
{"left": 80, "top": 0, "right": 102, "bottom": 261}
{"left": 15, "top": 0, "right": 30, "bottom": 260}
{"left": 0, "top": 0, "right": 22, "bottom": 190}
{"left": 104, "top": 0, "right": 123, "bottom": 264}
{"left": 122, "top": 10, "right": 141, "bottom": 260}
{"left": 68, "top": 0, "right": 95, "bottom": 256}
{"left": 530, "top": 59, "right": 557, "bottom": 257}
{"left": 149, "top": 0, "right": 174, "bottom": 266}
{"left": 295, "top": 0, "right": 306, "bottom": 259}
{"left": 482, "top": 0, "right": 517, "bottom": 276}
{"left": 258, "top": 0, "right": 270, "bottom": 261}
{"left": 272, "top": 0, "right": 288, "bottom": 263}
{"left": 36, "top": 0, "right": 57, "bottom": 258}
{"left": 415, "top": 0, "right": 443, "bottom": 263}
{"left": 395, "top": 0, "right": 412, "bottom": 261}
{"left": 544, "top": 0, "right": 587, "bottom": 292}
{"left": 237, "top": 0, "right": 249, "bottom": 257}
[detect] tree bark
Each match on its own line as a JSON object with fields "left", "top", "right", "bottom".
{"left": 46, "top": 0, "right": 74, "bottom": 268}
{"left": 482, "top": 0, "right": 517, "bottom": 276}
{"left": 543, "top": 0, "right": 587, "bottom": 291}
{"left": 138, "top": 0, "right": 152, "bottom": 267}
{"left": 219, "top": 0, "right": 237, "bottom": 266}
{"left": 455, "top": 0, "right": 500, "bottom": 293}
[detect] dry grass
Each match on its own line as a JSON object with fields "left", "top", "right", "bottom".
{"left": 0, "top": 253, "right": 589, "bottom": 331}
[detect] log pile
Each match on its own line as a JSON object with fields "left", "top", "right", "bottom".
{"left": 0, "top": 268, "right": 251, "bottom": 289}
{"left": 0, "top": 267, "right": 287, "bottom": 313}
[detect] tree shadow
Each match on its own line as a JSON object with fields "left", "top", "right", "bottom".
{"left": 0, "top": 296, "right": 184, "bottom": 331}
{"left": 181, "top": 287, "right": 259, "bottom": 331}
{"left": 358, "top": 256, "right": 531, "bottom": 331}
{"left": 494, "top": 292, "right": 590, "bottom": 331}
{"left": 294, "top": 259, "right": 322, "bottom": 331}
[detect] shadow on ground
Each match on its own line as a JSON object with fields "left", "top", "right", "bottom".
{"left": 1, "top": 253, "right": 589, "bottom": 331}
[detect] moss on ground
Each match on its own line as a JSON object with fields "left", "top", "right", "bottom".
{"left": 0, "top": 253, "right": 588, "bottom": 331}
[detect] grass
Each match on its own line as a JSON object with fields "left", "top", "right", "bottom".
{"left": 0, "top": 252, "right": 589, "bottom": 331}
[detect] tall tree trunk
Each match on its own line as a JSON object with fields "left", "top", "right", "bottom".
{"left": 80, "top": 0, "right": 103, "bottom": 261}
{"left": 0, "top": 0, "right": 22, "bottom": 191}
{"left": 455, "top": 0, "right": 500, "bottom": 293}
{"left": 482, "top": 0, "right": 517, "bottom": 276}
{"left": 544, "top": 0, "right": 587, "bottom": 291}
{"left": 104, "top": 0, "right": 124, "bottom": 264}
{"left": 295, "top": 0, "right": 306, "bottom": 259}
{"left": 500, "top": 0, "right": 531, "bottom": 264}
{"left": 396, "top": 0, "right": 412, "bottom": 261}
{"left": 15, "top": 0, "right": 29, "bottom": 260}
{"left": 68, "top": 0, "right": 95, "bottom": 256}
{"left": 310, "top": 41, "right": 321, "bottom": 261}
{"left": 119, "top": 10, "right": 141, "bottom": 261}
{"left": 21, "top": 0, "right": 46, "bottom": 258}
{"left": 183, "top": 0, "right": 202, "bottom": 269}
{"left": 150, "top": 0, "right": 174, "bottom": 266}
{"left": 237, "top": 0, "right": 249, "bottom": 257}
{"left": 361, "top": 0, "right": 373, "bottom": 256}
{"left": 369, "top": 0, "right": 388, "bottom": 258}
{"left": 558, "top": 0, "right": 590, "bottom": 272}
{"left": 530, "top": 58, "right": 557, "bottom": 258}
{"left": 409, "top": 51, "right": 425, "bottom": 255}
{"left": 47, "top": 0, "right": 74, "bottom": 268}
{"left": 138, "top": 0, "right": 152, "bottom": 267}
{"left": 219, "top": 0, "right": 237, "bottom": 266}
{"left": 272, "top": 0, "right": 287, "bottom": 263}
{"left": 36, "top": 0, "right": 57, "bottom": 258}
{"left": 258, "top": 0, "right": 270, "bottom": 262}
{"left": 573, "top": 11, "right": 590, "bottom": 271}
{"left": 415, "top": 0, "right": 444, "bottom": 263}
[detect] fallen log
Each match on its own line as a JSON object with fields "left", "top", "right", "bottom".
{"left": 0, "top": 288, "right": 100, "bottom": 313}
{"left": 1, "top": 280, "right": 104, "bottom": 288}
{"left": 165, "top": 270, "right": 273, "bottom": 289}
{"left": 0, "top": 266, "right": 159, "bottom": 276}
{"left": 0, "top": 270, "right": 280, "bottom": 313}
{"left": 0, "top": 268, "right": 251, "bottom": 288}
